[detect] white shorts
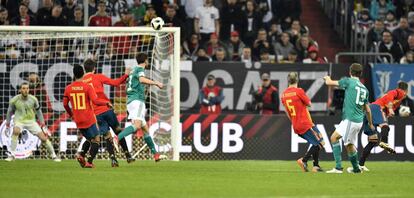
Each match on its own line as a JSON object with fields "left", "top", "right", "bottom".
{"left": 14, "top": 122, "right": 42, "bottom": 135}
{"left": 127, "top": 100, "right": 147, "bottom": 126}
{"left": 335, "top": 119, "right": 363, "bottom": 146}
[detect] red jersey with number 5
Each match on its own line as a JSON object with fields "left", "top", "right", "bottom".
{"left": 281, "top": 87, "right": 313, "bottom": 134}
{"left": 63, "top": 81, "right": 107, "bottom": 129}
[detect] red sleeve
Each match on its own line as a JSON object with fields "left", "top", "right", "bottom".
{"left": 98, "top": 74, "right": 128, "bottom": 87}
{"left": 63, "top": 88, "right": 73, "bottom": 117}
{"left": 298, "top": 89, "right": 311, "bottom": 106}
{"left": 87, "top": 84, "right": 108, "bottom": 106}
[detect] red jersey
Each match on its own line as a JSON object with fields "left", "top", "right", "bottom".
{"left": 63, "top": 81, "right": 107, "bottom": 129}
{"left": 88, "top": 14, "right": 112, "bottom": 26}
{"left": 373, "top": 89, "right": 406, "bottom": 110}
{"left": 82, "top": 73, "right": 128, "bottom": 115}
{"left": 281, "top": 87, "right": 313, "bottom": 135}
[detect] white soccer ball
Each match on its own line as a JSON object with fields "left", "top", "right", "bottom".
{"left": 151, "top": 17, "right": 164, "bottom": 30}
{"left": 399, "top": 105, "right": 411, "bottom": 117}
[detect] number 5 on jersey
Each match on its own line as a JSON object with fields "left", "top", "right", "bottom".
{"left": 286, "top": 99, "right": 296, "bottom": 116}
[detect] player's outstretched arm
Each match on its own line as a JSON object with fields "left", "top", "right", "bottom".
{"left": 323, "top": 76, "right": 339, "bottom": 86}
{"left": 99, "top": 73, "right": 129, "bottom": 87}
{"left": 364, "top": 104, "right": 375, "bottom": 130}
{"left": 139, "top": 76, "right": 163, "bottom": 89}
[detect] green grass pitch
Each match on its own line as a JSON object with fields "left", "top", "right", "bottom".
{"left": 1, "top": 160, "right": 413, "bottom": 198}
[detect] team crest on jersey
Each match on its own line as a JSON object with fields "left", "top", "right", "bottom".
{"left": 0, "top": 118, "right": 41, "bottom": 159}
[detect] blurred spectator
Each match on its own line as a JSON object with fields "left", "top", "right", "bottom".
{"left": 237, "top": 46, "right": 256, "bottom": 63}
{"left": 220, "top": 0, "right": 243, "bottom": 41}
{"left": 204, "top": 33, "right": 226, "bottom": 57}
{"left": 405, "top": 34, "right": 414, "bottom": 52}
{"left": 129, "top": 0, "right": 146, "bottom": 23}
{"left": 242, "top": 0, "right": 262, "bottom": 47}
{"left": 182, "top": 0, "right": 204, "bottom": 39}
{"left": 62, "top": 0, "right": 76, "bottom": 21}
{"left": 0, "top": 0, "right": 18, "bottom": 19}
{"left": 287, "top": 20, "right": 308, "bottom": 44}
{"left": 0, "top": 8, "right": 10, "bottom": 25}
{"left": 295, "top": 35, "right": 316, "bottom": 61}
{"left": 253, "top": 73, "right": 279, "bottom": 114}
{"left": 280, "top": 16, "right": 292, "bottom": 31}
{"left": 274, "top": 32, "right": 294, "bottom": 61}
{"left": 356, "top": 9, "right": 373, "bottom": 33}
{"left": 253, "top": 28, "right": 274, "bottom": 58}
{"left": 370, "top": 0, "right": 395, "bottom": 20}
{"left": 367, "top": 19, "right": 385, "bottom": 49}
{"left": 303, "top": 45, "right": 326, "bottom": 64}
{"left": 89, "top": 0, "right": 112, "bottom": 26}
{"left": 226, "top": 31, "right": 246, "bottom": 61}
{"left": 45, "top": 5, "right": 67, "bottom": 26}
{"left": 69, "top": 6, "right": 84, "bottom": 26}
{"left": 142, "top": 4, "right": 157, "bottom": 25}
{"left": 88, "top": 0, "right": 97, "bottom": 18}
{"left": 11, "top": 4, "right": 36, "bottom": 26}
{"left": 114, "top": 8, "right": 137, "bottom": 26}
{"left": 163, "top": 4, "right": 185, "bottom": 39}
{"left": 395, "top": 0, "right": 414, "bottom": 19}
{"left": 194, "top": 0, "right": 220, "bottom": 45}
{"left": 183, "top": 34, "right": 201, "bottom": 61}
{"left": 28, "top": 72, "right": 52, "bottom": 112}
{"left": 259, "top": 49, "right": 274, "bottom": 63}
{"left": 180, "top": 46, "right": 191, "bottom": 61}
{"left": 400, "top": 51, "right": 414, "bottom": 64}
{"left": 257, "top": 0, "right": 278, "bottom": 29}
{"left": 36, "top": 40, "right": 51, "bottom": 59}
{"left": 279, "top": 49, "right": 299, "bottom": 63}
{"left": 212, "top": 48, "right": 227, "bottom": 62}
{"left": 279, "top": 0, "right": 301, "bottom": 21}
{"left": 52, "top": 39, "right": 69, "bottom": 59}
{"left": 378, "top": 30, "right": 404, "bottom": 62}
{"left": 393, "top": 17, "right": 413, "bottom": 52}
{"left": 268, "top": 21, "right": 282, "bottom": 44}
{"left": 384, "top": 11, "right": 398, "bottom": 32}
{"left": 199, "top": 74, "right": 224, "bottom": 114}
{"left": 195, "top": 48, "right": 212, "bottom": 62}
{"left": 150, "top": 0, "right": 164, "bottom": 17}
{"left": 36, "top": 0, "right": 54, "bottom": 26}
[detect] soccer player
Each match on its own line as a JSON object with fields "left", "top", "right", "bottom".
{"left": 324, "top": 63, "right": 375, "bottom": 173}
{"left": 117, "top": 53, "right": 163, "bottom": 162}
{"left": 281, "top": 72, "right": 325, "bottom": 172}
{"left": 358, "top": 81, "right": 408, "bottom": 171}
{"left": 78, "top": 59, "right": 135, "bottom": 167}
{"left": 5, "top": 82, "right": 60, "bottom": 162}
{"left": 63, "top": 65, "right": 111, "bottom": 168}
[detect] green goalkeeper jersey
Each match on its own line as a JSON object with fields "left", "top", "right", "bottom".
{"left": 9, "top": 94, "right": 40, "bottom": 124}
{"left": 127, "top": 66, "right": 146, "bottom": 104}
{"left": 339, "top": 77, "right": 369, "bottom": 123}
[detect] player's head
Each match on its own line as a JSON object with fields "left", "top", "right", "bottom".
{"left": 136, "top": 53, "right": 149, "bottom": 68}
{"left": 397, "top": 81, "right": 408, "bottom": 97}
{"left": 19, "top": 82, "right": 30, "bottom": 97}
{"left": 207, "top": 74, "right": 216, "bottom": 87}
{"left": 83, "top": 59, "right": 96, "bottom": 73}
{"left": 261, "top": 73, "right": 271, "bottom": 86}
{"left": 349, "top": 63, "right": 363, "bottom": 78}
{"left": 287, "top": 72, "right": 299, "bottom": 86}
{"left": 73, "top": 64, "right": 85, "bottom": 80}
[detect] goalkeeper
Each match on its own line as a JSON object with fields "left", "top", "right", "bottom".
{"left": 117, "top": 53, "right": 163, "bottom": 162}
{"left": 5, "top": 82, "right": 60, "bottom": 162}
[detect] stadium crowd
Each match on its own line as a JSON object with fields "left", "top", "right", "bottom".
{"left": 0, "top": 0, "right": 332, "bottom": 64}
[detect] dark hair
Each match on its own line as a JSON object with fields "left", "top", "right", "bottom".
{"left": 287, "top": 72, "right": 299, "bottom": 85}
{"left": 136, "top": 53, "right": 148, "bottom": 64}
{"left": 382, "top": 30, "right": 392, "bottom": 36}
{"left": 398, "top": 81, "right": 408, "bottom": 91}
{"left": 83, "top": 59, "right": 96, "bottom": 73}
{"left": 73, "top": 64, "right": 84, "bottom": 79}
{"left": 19, "top": 82, "right": 29, "bottom": 89}
{"left": 349, "top": 63, "right": 363, "bottom": 77}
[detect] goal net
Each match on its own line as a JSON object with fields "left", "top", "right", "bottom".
{"left": 0, "top": 26, "right": 180, "bottom": 161}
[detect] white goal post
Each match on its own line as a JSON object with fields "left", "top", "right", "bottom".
{"left": 0, "top": 26, "right": 181, "bottom": 161}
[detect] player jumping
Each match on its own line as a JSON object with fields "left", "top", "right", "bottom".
{"left": 324, "top": 63, "right": 375, "bottom": 174}
{"left": 5, "top": 82, "right": 60, "bottom": 162}
{"left": 117, "top": 53, "right": 163, "bottom": 162}
{"left": 281, "top": 72, "right": 325, "bottom": 172}
{"left": 63, "top": 65, "right": 111, "bottom": 168}
{"left": 358, "top": 81, "right": 408, "bottom": 171}
{"left": 77, "top": 59, "right": 135, "bottom": 167}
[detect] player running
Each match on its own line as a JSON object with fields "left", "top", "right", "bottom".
{"left": 358, "top": 81, "right": 408, "bottom": 171}
{"left": 77, "top": 59, "right": 135, "bottom": 167}
{"left": 5, "top": 82, "right": 60, "bottom": 162}
{"left": 324, "top": 63, "right": 375, "bottom": 174}
{"left": 63, "top": 65, "right": 111, "bottom": 168}
{"left": 281, "top": 72, "right": 325, "bottom": 172}
{"left": 117, "top": 53, "right": 163, "bottom": 162}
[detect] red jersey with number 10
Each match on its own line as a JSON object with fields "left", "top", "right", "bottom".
{"left": 63, "top": 81, "right": 107, "bottom": 129}
{"left": 281, "top": 87, "right": 313, "bottom": 135}
{"left": 82, "top": 73, "right": 128, "bottom": 115}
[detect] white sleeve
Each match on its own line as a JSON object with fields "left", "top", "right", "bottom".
{"left": 194, "top": 7, "right": 201, "bottom": 19}
{"left": 214, "top": 7, "right": 219, "bottom": 19}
